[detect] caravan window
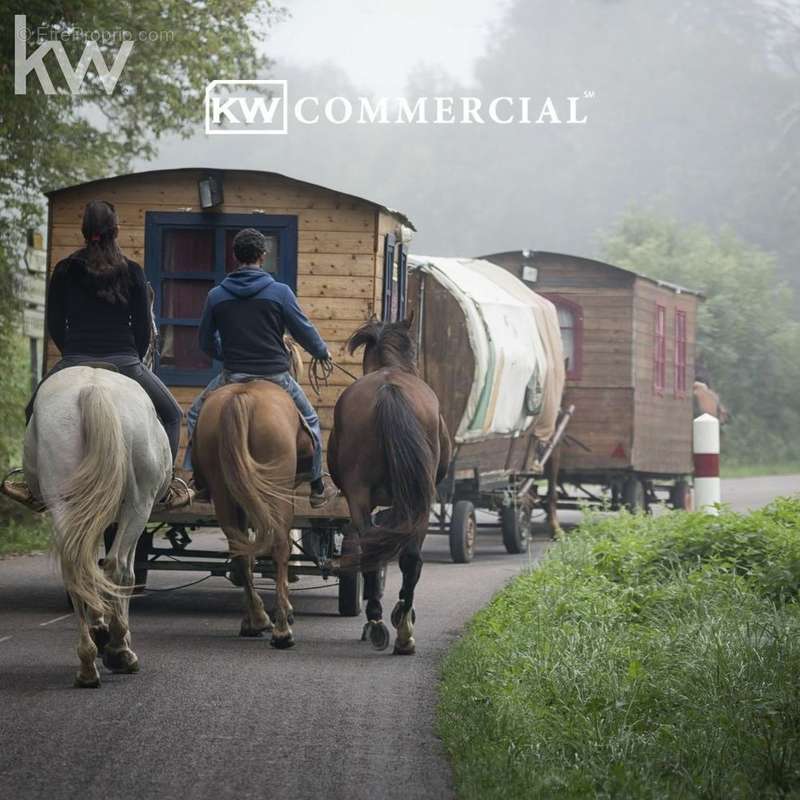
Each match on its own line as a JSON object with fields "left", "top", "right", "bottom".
{"left": 542, "top": 294, "right": 583, "bottom": 381}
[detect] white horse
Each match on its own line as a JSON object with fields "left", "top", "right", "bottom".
{"left": 24, "top": 366, "right": 171, "bottom": 688}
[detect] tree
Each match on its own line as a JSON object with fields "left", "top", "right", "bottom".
{"left": 0, "top": 0, "right": 284, "bottom": 476}
{"left": 603, "top": 210, "right": 800, "bottom": 465}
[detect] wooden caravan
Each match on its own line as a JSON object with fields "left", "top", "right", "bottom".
{"left": 483, "top": 250, "right": 702, "bottom": 510}
{"left": 406, "top": 256, "right": 571, "bottom": 561}
{"left": 42, "top": 169, "right": 413, "bottom": 610}
{"left": 44, "top": 168, "right": 413, "bottom": 479}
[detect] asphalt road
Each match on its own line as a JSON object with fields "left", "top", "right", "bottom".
{"left": 0, "top": 524, "right": 545, "bottom": 800}
{"left": 0, "top": 475, "right": 795, "bottom": 800}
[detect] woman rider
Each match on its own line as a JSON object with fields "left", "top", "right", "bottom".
{"left": 3, "top": 200, "right": 191, "bottom": 511}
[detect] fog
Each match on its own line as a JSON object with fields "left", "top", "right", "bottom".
{"left": 141, "top": 0, "right": 800, "bottom": 299}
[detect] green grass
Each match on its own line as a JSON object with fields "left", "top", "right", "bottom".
{"left": 438, "top": 498, "right": 800, "bottom": 799}
{"left": 0, "top": 498, "right": 50, "bottom": 557}
{"left": 721, "top": 462, "right": 800, "bottom": 479}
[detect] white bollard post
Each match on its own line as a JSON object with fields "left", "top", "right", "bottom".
{"left": 693, "top": 413, "right": 720, "bottom": 515}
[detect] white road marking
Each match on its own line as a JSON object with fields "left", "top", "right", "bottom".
{"left": 0, "top": 636, "right": 12, "bottom": 643}
{"left": 39, "top": 614, "right": 71, "bottom": 627}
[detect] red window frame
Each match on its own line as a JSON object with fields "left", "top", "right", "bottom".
{"left": 674, "top": 309, "right": 687, "bottom": 396}
{"left": 541, "top": 293, "right": 583, "bottom": 381}
{"left": 654, "top": 304, "right": 667, "bottom": 393}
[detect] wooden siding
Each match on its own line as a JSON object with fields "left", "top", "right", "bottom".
{"left": 485, "top": 251, "right": 700, "bottom": 477}
{"left": 630, "top": 278, "right": 697, "bottom": 474}
{"left": 45, "top": 169, "right": 406, "bottom": 471}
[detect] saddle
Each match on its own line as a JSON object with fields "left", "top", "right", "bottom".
{"left": 80, "top": 361, "right": 120, "bottom": 373}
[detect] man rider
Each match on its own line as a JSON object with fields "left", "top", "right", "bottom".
{"left": 185, "top": 228, "right": 335, "bottom": 508}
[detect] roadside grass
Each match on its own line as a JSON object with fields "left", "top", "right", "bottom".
{"left": 721, "top": 462, "right": 800, "bottom": 479}
{"left": 438, "top": 497, "right": 800, "bottom": 799}
{"left": 0, "top": 498, "right": 50, "bottom": 557}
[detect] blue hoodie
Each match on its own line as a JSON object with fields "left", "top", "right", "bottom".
{"left": 198, "top": 268, "right": 329, "bottom": 375}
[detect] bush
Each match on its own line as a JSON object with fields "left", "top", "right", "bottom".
{"left": 438, "top": 500, "right": 800, "bottom": 799}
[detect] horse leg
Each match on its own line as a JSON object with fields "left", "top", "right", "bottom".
{"left": 270, "top": 530, "right": 295, "bottom": 649}
{"left": 546, "top": 446, "right": 563, "bottom": 538}
{"left": 391, "top": 535, "right": 423, "bottom": 656}
{"left": 101, "top": 510, "right": 148, "bottom": 674}
{"left": 222, "top": 521, "right": 272, "bottom": 637}
{"left": 71, "top": 596, "right": 101, "bottom": 688}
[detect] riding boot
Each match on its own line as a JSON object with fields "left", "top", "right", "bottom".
{"left": 309, "top": 476, "right": 337, "bottom": 508}
{"left": 154, "top": 475, "right": 194, "bottom": 512}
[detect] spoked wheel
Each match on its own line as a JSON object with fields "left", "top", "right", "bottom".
{"left": 338, "top": 535, "right": 363, "bottom": 617}
{"left": 449, "top": 500, "right": 476, "bottom": 564}
{"left": 338, "top": 572, "right": 363, "bottom": 617}
{"left": 500, "top": 504, "right": 531, "bottom": 554}
{"left": 622, "top": 477, "right": 646, "bottom": 513}
{"left": 670, "top": 480, "right": 693, "bottom": 511}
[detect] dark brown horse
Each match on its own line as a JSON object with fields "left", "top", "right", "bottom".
{"left": 193, "top": 380, "right": 314, "bottom": 647}
{"left": 328, "top": 318, "right": 451, "bottom": 655}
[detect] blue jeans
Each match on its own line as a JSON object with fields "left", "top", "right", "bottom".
{"left": 183, "top": 370, "right": 322, "bottom": 481}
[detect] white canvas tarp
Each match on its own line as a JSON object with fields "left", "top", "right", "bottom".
{"left": 409, "top": 256, "right": 565, "bottom": 443}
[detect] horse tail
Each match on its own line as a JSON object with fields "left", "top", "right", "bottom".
{"left": 57, "top": 382, "right": 127, "bottom": 615}
{"left": 217, "top": 392, "right": 283, "bottom": 557}
{"left": 358, "top": 383, "right": 435, "bottom": 568}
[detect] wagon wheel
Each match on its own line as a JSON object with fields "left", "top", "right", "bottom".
{"left": 500, "top": 504, "right": 531, "bottom": 554}
{"left": 670, "top": 480, "right": 693, "bottom": 511}
{"left": 338, "top": 572, "right": 364, "bottom": 617}
{"left": 338, "top": 535, "right": 363, "bottom": 617}
{"left": 622, "top": 477, "right": 646, "bottom": 514}
{"left": 449, "top": 500, "right": 476, "bottom": 564}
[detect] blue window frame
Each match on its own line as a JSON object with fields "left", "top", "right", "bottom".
{"left": 144, "top": 211, "right": 298, "bottom": 385}
{"left": 381, "top": 233, "right": 408, "bottom": 321}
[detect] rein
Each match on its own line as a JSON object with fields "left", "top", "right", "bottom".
{"left": 309, "top": 357, "right": 359, "bottom": 398}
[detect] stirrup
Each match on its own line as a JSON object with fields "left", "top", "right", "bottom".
{"left": 155, "top": 476, "right": 193, "bottom": 511}
{"left": 1, "top": 468, "right": 46, "bottom": 513}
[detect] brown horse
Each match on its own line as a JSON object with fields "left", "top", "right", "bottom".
{"left": 328, "top": 317, "right": 451, "bottom": 655}
{"left": 693, "top": 381, "right": 730, "bottom": 425}
{"left": 193, "top": 380, "right": 314, "bottom": 647}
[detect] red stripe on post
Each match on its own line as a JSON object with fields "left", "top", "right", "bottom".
{"left": 694, "top": 453, "right": 720, "bottom": 478}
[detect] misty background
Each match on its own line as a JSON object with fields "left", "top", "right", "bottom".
{"left": 141, "top": 0, "right": 799, "bottom": 302}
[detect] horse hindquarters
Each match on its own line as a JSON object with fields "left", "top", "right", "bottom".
{"left": 204, "top": 387, "right": 296, "bottom": 647}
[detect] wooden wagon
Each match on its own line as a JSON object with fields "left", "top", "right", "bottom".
{"left": 406, "top": 256, "right": 573, "bottom": 562}
{"left": 43, "top": 167, "right": 414, "bottom": 614}
{"left": 482, "top": 250, "right": 702, "bottom": 511}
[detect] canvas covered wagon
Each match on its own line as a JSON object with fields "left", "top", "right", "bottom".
{"left": 42, "top": 167, "right": 415, "bottom": 614}
{"left": 407, "top": 256, "right": 572, "bottom": 562}
{"left": 483, "top": 250, "right": 702, "bottom": 511}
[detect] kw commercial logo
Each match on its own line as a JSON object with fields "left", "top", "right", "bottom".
{"left": 205, "top": 80, "right": 596, "bottom": 135}
{"left": 205, "top": 80, "right": 289, "bottom": 135}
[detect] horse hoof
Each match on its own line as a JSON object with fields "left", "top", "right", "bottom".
{"left": 239, "top": 622, "right": 269, "bottom": 638}
{"left": 102, "top": 649, "right": 140, "bottom": 674}
{"left": 90, "top": 626, "right": 111, "bottom": 655}
{"left": 369, "top": 621, "right": 391, "bottom": 652}
{"left": 393, "top": 640, "right": 416, "bottom": 656}
{"left": 390, "top": 602, "right": 403, "bottom": 628}
{"left": 270, "top": 634, "right": 295, "bottom": 650}
{"left": 74, "top": 673, "right": 101, "bottom": 688}
{"left": 390, "top": 603, "right": 416, "bottom": 629}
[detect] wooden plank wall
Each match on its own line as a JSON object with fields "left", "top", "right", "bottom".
{"left": 630, "top": 279, "right": 697, "bottom": 474}
{"left": 46, "top": 170, "right": 403, "bottom": 469}
{"left": 529, "top": 254, "right": 636, "bottom": 471}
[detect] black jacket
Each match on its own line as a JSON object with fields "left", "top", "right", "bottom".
{"left": 46, "top": 251, "right": 150, "bottom": 358}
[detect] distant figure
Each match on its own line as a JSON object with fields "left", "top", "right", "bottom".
{"left": 693, "top": 381, "right": 730, "bottom": 425}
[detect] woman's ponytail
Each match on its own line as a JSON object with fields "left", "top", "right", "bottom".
{"left": 81, "top": 200, "right": 129, "bottom": 304}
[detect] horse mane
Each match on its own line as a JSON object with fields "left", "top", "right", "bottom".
{"left": 347, "top": 318, "right": 417, "bottom": 373}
